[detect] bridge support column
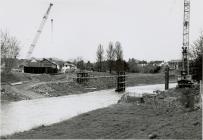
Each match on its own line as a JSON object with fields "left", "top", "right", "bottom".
{"left": 165, "top": 66, "right": 169, "bottom": 90}
{"left": 116, "top": 71, "right": 126, "bottom": 92}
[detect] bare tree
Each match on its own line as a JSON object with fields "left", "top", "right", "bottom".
{"left": 96, "top": 44, "right": 104, "bottom": 72}
{"left": 106, "top": 41, "right": 115, "bottom": 73}
{"left": 191, "top": 33, "right": 203, "bottom": 59}
{"left": 114, "top": 41, "right": 123, "bottom": 61}
{"left": 114, "top": 41, "right": 125, "bottom": 72}
{"left": 190, "top": 33, "right": 203, "bottom": 81}
{"left": 73, "top": 57, "right": 85, "bottom": 70}
{"left": 1, "top": 31, "right": 20, "bottom": 73}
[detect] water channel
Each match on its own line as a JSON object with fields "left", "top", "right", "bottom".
{"left": 1, "top": 83, "right": 176, "bottom": 136}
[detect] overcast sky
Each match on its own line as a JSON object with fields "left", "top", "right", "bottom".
{"left": 0, "top": 0, "right": 203, "bottom": 62}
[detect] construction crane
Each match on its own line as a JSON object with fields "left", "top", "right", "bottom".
{"left": 178, "top": 0, "right": 193, "bottom": 87}
{"left": 26, "top": 3, "right": 53, "bottom": 59}
{"left": 51, "top": 19, "right": 53, "bottom": 42}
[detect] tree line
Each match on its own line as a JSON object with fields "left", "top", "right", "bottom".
{"left": 1, "top": 31, "right": 20, "bottom": 73}
{"left": 75, "top": 41, "right": 162, "bottom": 74}
{"left": 1, "top": 30, "right": 202, "bottom": 82}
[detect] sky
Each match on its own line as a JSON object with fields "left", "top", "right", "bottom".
{"left": 0, "top": 0, "right": 203, "bottom": 62}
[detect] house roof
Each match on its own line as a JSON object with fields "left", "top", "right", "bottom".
{"left": 41, "top": 58, "right": 58, "bottom": 66}
{"left": 47, "top": 58, "right": 64, "bottom": 66}
{"left": 168, "top": 60, "right": 182, "bottom": 63}
{"left": 64, "top": 62, "right": 76, "bottom": 67}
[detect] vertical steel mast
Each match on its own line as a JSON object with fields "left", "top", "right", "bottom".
{"left": 182, "top": 0, "right": 190, "bottom": 75}
{"left": 178, "top": 0, "right": 193, "bottom": 87}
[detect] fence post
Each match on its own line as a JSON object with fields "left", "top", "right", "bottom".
{"left": 165, "top": 65, "right": 169, "bottom": 90}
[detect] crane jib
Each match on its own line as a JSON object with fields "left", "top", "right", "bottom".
{"left": 26, "top": 3, "right": 53, "bottom": 59}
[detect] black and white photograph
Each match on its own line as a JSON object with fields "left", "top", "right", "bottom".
{"left": 0, "top": 0, "right": 202, "bottom": 139}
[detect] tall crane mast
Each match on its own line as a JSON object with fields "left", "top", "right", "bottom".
{"left": 182, "top": 0, "right": 190, "bottom": 75}
{"left": 26, "top": 3, "right": 53, "bottom": 59}
{"left": 178, "top": 0, "right": 193, "bottom": 87}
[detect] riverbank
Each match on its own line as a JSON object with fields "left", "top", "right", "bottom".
{"left": 1, "top": 72, "right": 174, "bottom": 102}
{"left": 5, "top": 87, "right": 202, "bottom": 139}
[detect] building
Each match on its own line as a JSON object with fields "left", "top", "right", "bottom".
{"left": 149, "top": 61, "right": 165, "bottom": 67}
{"left": 47, "top": 58, "right": 64, "bottom": 71}
{"left": 168, "top": 60, "right": 182, "bottom": 70}
{"left": 62, "top": 61, "right": 77, "bottom": 73}
{"left": 24, "top": 58, "right": 58, "bottom": 74}
{"left": 137, "top": 60, "right": 147, "bottom": 67}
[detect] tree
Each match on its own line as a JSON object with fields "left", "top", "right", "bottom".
{"left": 73, "top": 57, "right": 85, "bottom": 70}
{"left": 1, "top": 31, "right": 20, "bottom": 73}
{"left": 114, "top": 41, "right": 123, "bottom": 61}
{"left": 128, "top": 58, "right": 140, "bottom": 73}
{"left": 86, "top": 61, "right": 94, "bottom": 71}
{"left": 106, "top": 42, "right": 115, "bottom": 73}
{"left": 114, "top": 41, "right": 124, "bottom": 72}
{"left": 96, "top": 44, "right": 104, "bottom": 72}
{"left": 191, "top": 33, "right": 203, "bottom": 59}
{"left": 190, "top": 33, "right": 203, "bottom": 81}
{"left": 77, "top": 60, "right": 85, "bottom": 70}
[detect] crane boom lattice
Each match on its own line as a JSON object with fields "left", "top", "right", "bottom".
{"left": 178, "top": 0, "right": 193, "bottom": 88}
{"left": 26, "top": 3, "right": 53, "bottom": 59}
{"left": 182, "top": 0, "right": 190, "bottom": 74}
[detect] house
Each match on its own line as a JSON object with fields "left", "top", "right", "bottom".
{"left": 47, "top": 58, "right": 64, "bottom": 71}
{"left": 149, "top": 61, "right": 165, "bottom": 67}
{"left": 137, "top": 60, "right": 148, "bottom": 67}
{"left": 168, "top": 60, "right": 182, "bottom": 70}
{"left": 24, "top": 58, "right": 58, "bottom": 74}
{"left": 62, "top": 61, "right": 77, "bottom": 73}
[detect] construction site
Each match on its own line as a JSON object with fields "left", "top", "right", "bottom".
{"left": 0, "top": 0, "right": 202, "bottom": 139}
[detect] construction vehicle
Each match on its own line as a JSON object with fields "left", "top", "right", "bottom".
{"left": 26, "top": 3, "right": 53, "bottom": 59}
{"left": 177, "top": 0, "right": 193, "bottom": 88}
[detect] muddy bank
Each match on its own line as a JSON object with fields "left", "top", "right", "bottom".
{"left": 30, "top": 73, "right": 170, "bottom": 97}
{"left": 1, "top": 72, "right": 174, "bottom": 101}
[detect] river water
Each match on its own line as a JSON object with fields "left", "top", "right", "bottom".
{"left": 0, "top": 83, "right": 176, "bottom": 136}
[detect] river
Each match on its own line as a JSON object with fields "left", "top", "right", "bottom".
{"left": 0, "top": 83, "right": 176, "bottom": 136}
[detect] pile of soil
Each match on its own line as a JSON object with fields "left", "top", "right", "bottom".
{"left": 29, "top": 73, "right": 67, "bottom": 82}
{"left": 30, "top": 81, "right": 93, "bottom": 96}
{"left": 1, "top": 72, "right": 31, "bottom": 83}
{"left": 1, "top": 85, "right": 29, "bottom": 102}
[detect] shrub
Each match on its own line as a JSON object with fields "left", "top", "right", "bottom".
{"left": 179, "top": 88, "right": 198, "bottom": 110}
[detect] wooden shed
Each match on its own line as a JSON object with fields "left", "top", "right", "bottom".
{"left": 24, "top": 58, "right": 58, "bottom": 74}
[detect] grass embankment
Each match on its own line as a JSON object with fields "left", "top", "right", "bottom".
{"left": 1, "top": 72, "right": 174, "bottom": 101}
{"left": 7, "top": 87, "right": 202, "bottom": 139}
{"left": 30, "top": 72, "right": 172, "bottom": 97}
{"left": 1, "top": 72, "right": 68, "bottom": 101}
